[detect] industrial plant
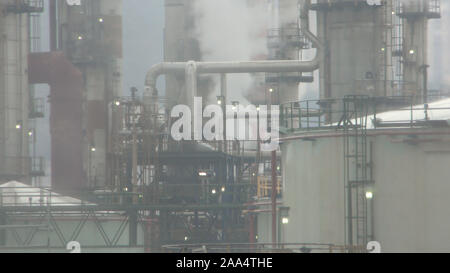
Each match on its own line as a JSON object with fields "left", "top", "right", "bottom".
{"left": 0, "top": 0, "right": 449, "bottom": 253}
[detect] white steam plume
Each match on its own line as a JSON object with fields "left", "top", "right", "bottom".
{"left": 192, "top": 0, "right": 271, "bottom": 105}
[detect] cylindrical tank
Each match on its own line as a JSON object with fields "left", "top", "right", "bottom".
{"left": 278, "top": 126, "right": 450, "bottom": 252}
{"left": 0, "top": 1, "right": 31, "bottom": 182}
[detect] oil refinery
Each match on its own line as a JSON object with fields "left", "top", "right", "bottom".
{"left": 0, "top": 0, "right": 449, "bottom": 253}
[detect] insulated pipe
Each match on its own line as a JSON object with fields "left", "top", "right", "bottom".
{"left": 144, "top": 0, "right": 322, "bottom": 99}
{"left": 144, "top": 59, "right": 321, "bottom": 93}
{"left": 28, "top": 52, "right": 84, "bottom": 192}
{"left": 271, "top": 150, "right": 277, "bottom": 246}
{"left": 185, "top": 61, "right": 198, "bottom": 110}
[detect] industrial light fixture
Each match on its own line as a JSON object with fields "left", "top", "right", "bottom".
{"left": 366, "top": 191, "right": 374, "bottom": 199}
{"left": 28, "top": 130, "right": 34, "bottom": 137}
{"left": 277, "top": 166, "right": 281, "bottom": 171}
{"left": 256, "top": 106, "right": 261, "bottom": 112}
{"left": 114, "top": 100, "right": 121, "bottom": 106}
{"left": 123, "top": 187, "right": 129, "bottom": 192}
{"left": 198, "top": 170, "right": 215, "bottom": 178}
{"left": 279, "top": 206, "right": 290, "bottom": 225}
{"left": 269, "top": 88, "right": 274, "bottom": 93}
{"left": 77, "top": 35, "right": 83, "bottom": 40}
{"left": 211, "top": 189, "right": 217, "bottom": 195}
{"left": 98, "top": 18, "right": 104, "bottom": 23}
{"left": 409, "top": 49, "right": 415, "bottom": 55}
{"left": 91, "top": 147, "right": 96, "bottom": 152}
{"left": 381, "top": 47, "right": 385, "bottom": 52}
{"left": 217, "top": 96, "right": 224, "bottom": 106}
{"left": 232, "top": 101, "right": 239, "bottom": 111}
{"left": 184, "top": 236, "right": 189, "bottom": 241}
{"left": 15, "top": 121, "right": 22, "bottom": 130}
{"left": 221, "top": 186, "right": 226, "bottom": 192}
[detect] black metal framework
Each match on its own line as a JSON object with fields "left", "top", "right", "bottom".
{"left": 267, "top": 27, "right": 311, "bottom": 51}
{"left": 105, "top": 94, "right": 261, "bottom": 250}
{"left": 0, "top": 185, "right": 256, "bottom": 251}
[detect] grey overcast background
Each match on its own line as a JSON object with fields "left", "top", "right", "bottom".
{"left": 123, "top": 0, "right": 165, "bottom": 93}
{"left": 34, "top": 0, "right": 165, "bottom": 185}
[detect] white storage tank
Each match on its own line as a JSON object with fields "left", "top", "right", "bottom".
{"left": 278, "top": 98, "right": 450, "bottom": 252}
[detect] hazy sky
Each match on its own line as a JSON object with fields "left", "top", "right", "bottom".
{"left": 123, "top": 0, "right": 165, "bottom": 94}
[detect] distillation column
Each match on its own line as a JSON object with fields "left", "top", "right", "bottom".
{"left": 55, "top": 0, "right": 123, "bottom": 189}
{"left": 0, "top": 1, "right": 31, "bottom": 183}
{"left": 398, "top": 0, "right": 440, "bottom": 100}
{"left": 313, "top": 0, "right": 392, "bottom": 119}
{"left": 163, "top": 0, "right": 200, "bottom": 108}
{"left": 277, "top": 0, "right": 302, "bottom": 104}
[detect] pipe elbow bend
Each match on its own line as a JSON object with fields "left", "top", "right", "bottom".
{"left": 145, "top": 63, "right": 165, "bottom": 88}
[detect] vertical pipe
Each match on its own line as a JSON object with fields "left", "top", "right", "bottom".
{"left": 129, "top": 210, "right": 138, "bottom": 247}
{"left": 49, "top": 0, "right": 57, "bottom": 51}
{"left": 249, "top": 213, "right": 255, "bottom": 247}
{"left": 220, "top": 73, "right": 227, "bottom": 99}
{"left": 221, "top": 74, "right": 227, "bottom": 152}
{"left": 271, "top": 150, "right": 277, "bottom": 247}
{"left": 0, "top": 211, "right": 5, "bottom": 246}
{"left": 132, "top": 103, "right": 138, "bottom": 188}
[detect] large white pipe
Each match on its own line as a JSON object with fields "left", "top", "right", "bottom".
{"left": 144, "top": 1, "right": 322, "bottom": 99}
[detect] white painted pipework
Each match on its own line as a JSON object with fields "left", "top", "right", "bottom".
{"left": 144, "top": 0, "right": 322, "bottom": 102}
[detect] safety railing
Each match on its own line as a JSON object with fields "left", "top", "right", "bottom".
{"left": 257, "top": 176, "right": 282, "bottom": 199}
{"left": 280, "top": 95, "right": 450, "bottom": 132}
{"left": 161, "top": 242, "right": 368, "bottom": 253}
{"left": 397, "top": 0, "right": 440, "bottom": 18}
{"left": 30, "top": 157, "right": 45, "bottom": 177}
{"left": 0, "top": 183, "right": 257, "bottom": 209}
{"left": 267, "top": 28, "right": 311, "bottom": 50}
{"left": 29, "top": 97, "right": 45, "bottom": 119}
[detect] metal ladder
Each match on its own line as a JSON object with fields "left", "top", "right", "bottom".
{"left": 342, "top": 96, "right": 370, "bottom": 247}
